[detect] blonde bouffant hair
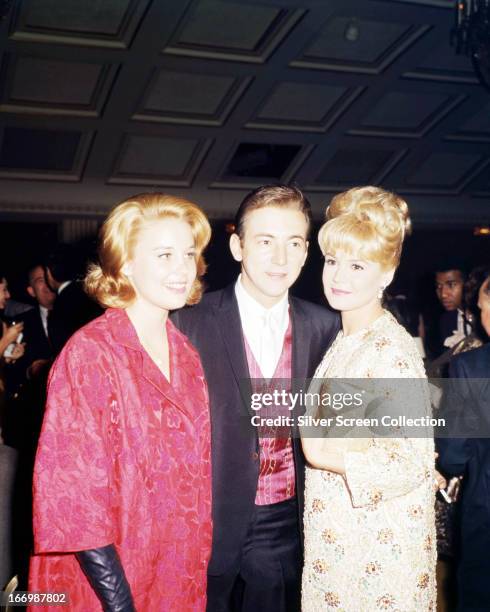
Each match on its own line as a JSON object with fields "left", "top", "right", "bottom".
{"left": 318, "top": 186, "right": 411, "bottom": 271}
{"left": 85, "top": 193, "right": 211, "bottom": 309}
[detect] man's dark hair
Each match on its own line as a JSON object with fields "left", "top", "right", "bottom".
{"left": 44, "top": 245, "right": 82, "bottom": 283}
{"left": 27, "top": 262, "right": 45, "bottom": 286}
{"left": 435, "top": 257, "right": 467, "bottom": 278}
{"left": 233, "top": 184, "right": 312, "bottom": 239}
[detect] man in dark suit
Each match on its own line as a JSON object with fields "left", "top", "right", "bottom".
{"left": 44, "top": 245, "right": 102, "bottom": 355}
{"left": 2, "top": 264, "right": 55, "bottom": 406}
{"left": 22, "top": 264, "right": 56, "bottom": 371}
{"left": 437, "top": 277, "right": 490, "bottom": 611}
{"left": 433, "top": 260, "right": 467, "bottom": 357}
{"left": 173, "top": 185, "right": 339, "bottom": 612}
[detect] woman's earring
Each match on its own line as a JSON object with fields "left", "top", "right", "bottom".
{"left": 377, "top": 285, "right": 385, "bottom": 300}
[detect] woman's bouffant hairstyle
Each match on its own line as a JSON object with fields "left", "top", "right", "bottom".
{"left": 85, "top": 193, "right": 211, "bottom": 309}
{"left": 318, "top": 186, "right": 411, "bottom": 271}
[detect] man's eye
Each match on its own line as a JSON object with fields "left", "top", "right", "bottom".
{"left": 158, "top": 253, "right": 171, "bottom": 259}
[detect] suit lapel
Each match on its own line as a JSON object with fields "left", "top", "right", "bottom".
{"left": 214, "top": 284, "right": 250, "bottom": 383}
{"left": 214, "top": 284, "right": 253, "bottom": 413}
{"left": 290, "top": 297, "right": 311, "bottom": 382}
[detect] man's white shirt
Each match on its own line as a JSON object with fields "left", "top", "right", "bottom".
{"left": 234, "top": 275, "right": 289, "bottom": 378}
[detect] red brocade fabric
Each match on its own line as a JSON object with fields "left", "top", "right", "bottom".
{"left": 29, "top": 308, "right": 212, "bottom": 612}
{"left": 243, "top": 318, "right": 295, "bottom": 506}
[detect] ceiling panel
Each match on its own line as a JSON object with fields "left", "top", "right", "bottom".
{"left": 10, "top": 0, "right": 151, "bottom": 48}
{"left": 109, "top": 134, "right": 212, "bottom": 186}
{"left": 291, "top": 16, "right": 430, "bottom": 74}
{"left": 0, "top": 54, "right": 117, "bottom": 117}
{"left": 211, "top": 141, "right": 314, "bottom": 189}
{"left": 349, "top": 91, "right": 465, "bottom": 137}
{"left": 446, "top": 102, "right": 490, "bottom": 143}
{"left": 133, "top": 69, "right": 252, "bottom": 126}
{"left": 404, "top": 152, "right": 484, "bottom": 190}
{"left": 311, "top": 147, "right": 406, "bottom": 189}
{"left": 163, "top": 0, "right": 305, "bottom": 63}
{"left": 245, "top": 81, "right": 364, "bottom": 133}
{"left": 0, "top": 126, "right": 92, "bottom": 181}
{"left": 467, "top": 161, "right": 490, "bottom": 196}
{"left": 403, "top": 41, "right": 478, "bottom": 83}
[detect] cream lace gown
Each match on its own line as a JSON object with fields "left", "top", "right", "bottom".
{"left": 302, "top": 311, "right": 436, "bottom": 611}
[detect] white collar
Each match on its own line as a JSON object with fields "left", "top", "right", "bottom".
{"left": 234, "top": 274, "right": 289, "bottom": 322}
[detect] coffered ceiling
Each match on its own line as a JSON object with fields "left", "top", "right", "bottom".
{"left": 0, "top": 0, "right": 489, "bottom": 225}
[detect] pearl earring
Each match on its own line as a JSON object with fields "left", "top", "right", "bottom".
{"left": 377, "top": 285, "right": 385, "bottom": 300}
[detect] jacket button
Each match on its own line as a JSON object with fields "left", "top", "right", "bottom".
{"left": 252, "top": 452, "right": 259, "bottom": 461}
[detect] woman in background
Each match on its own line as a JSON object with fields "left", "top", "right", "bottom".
{"left": 29, "top": 193, "right": 212, "bottom": 611}
{"left": 301, "top": 186, "right": 436, "bottom": 611}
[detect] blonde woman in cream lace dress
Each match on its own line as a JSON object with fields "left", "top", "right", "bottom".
{"left": 301, "top": 187, "right": 436, "bottom": 612}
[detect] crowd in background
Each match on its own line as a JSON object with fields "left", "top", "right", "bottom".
{"left": 0, "top": 225, "right": 489, "bottom": 611}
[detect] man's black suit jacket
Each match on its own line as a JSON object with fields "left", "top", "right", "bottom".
{"left": 5, "top": 306, "right": 53, "bottom": 397}
{"left": 49, "top": 281, "right": 102, "bottom": 355}
{"left": 437, "top": 344, "right": 490, "bottom": 610}
{"left": 20, "top": 306, "right": 52, "bottom": 365}
{"left": 173, "top": 283, "right": 340, "bottom": 575}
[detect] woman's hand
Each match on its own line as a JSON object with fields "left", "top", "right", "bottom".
{"left": 433, "top": 469, "right": 447, "bottom": 492}
{"left": 2, "top": 321, "right": 23, "bottom": 345}
{"left": 5, "top": 342, "right": 26, "bottom": 363}
{"left": 302, "top": 435, "right": 371, "bottom": 474}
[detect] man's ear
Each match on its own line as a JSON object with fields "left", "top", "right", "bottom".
{"left": 229, "top": 233, "right": 243, "bottom": 263}
{"left": 27, "top": 286, "right": 35, "bottom": 299}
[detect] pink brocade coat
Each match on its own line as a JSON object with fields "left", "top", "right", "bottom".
{"left": 29, "top": 308, "right": 212, "bottom": 611}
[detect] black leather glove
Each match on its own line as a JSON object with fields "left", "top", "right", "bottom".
{"left": 76, "top": 544, "right": 136, "bottom": 612}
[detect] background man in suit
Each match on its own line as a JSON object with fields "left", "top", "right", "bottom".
{"left": 44, "top": 245, "right": 102, "bottom": 354}
{"left": 434, "top": 260, "right": 468, "bottom": 356}
{"left": 3, "top": 264, "right": 56, "bottom": 440}
{"left": 174, "top": 185, "right": 339, "bottom": 612}
{"left": 22, "top": 264, "right": 56, "bottom": 375}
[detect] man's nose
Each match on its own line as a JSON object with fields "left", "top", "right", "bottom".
{"left": 272, "top": 243, "right": 287, "bottom": 265}
{"left": 441, "top": 285, "right": 451, "bottom": 298}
